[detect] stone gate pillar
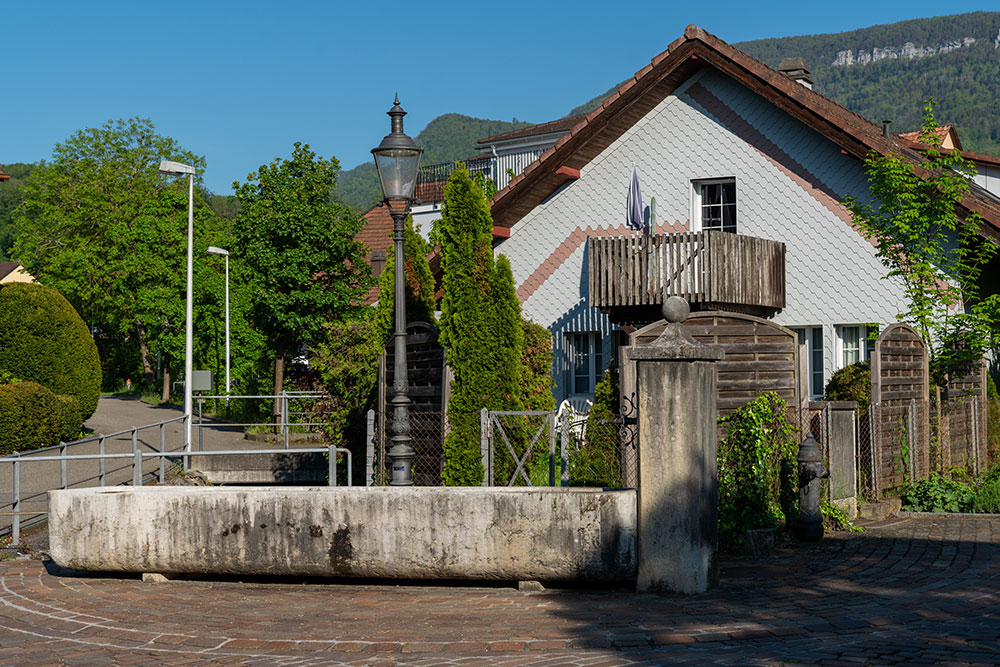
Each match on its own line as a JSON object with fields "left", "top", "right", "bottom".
{"left": 626, "top": 297, "right": 723, "bottom": 594}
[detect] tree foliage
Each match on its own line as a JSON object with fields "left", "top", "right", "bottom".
{"left": 11, "top": 118, "right": 231, "bottom": 390}
{"left": 0, "top": 282, "right": 101, "bottom": 419}
{"left": 843, "top": 101, "right": 1000, "bottom": 382}
{"left": 438, "top": 168, "right": 523, "bottom": 485}
{"left": 233, "top": 142, "right": 373, "bottom": 396}
{"left": 717, "top": 393, "right": 799, "bottom": 541}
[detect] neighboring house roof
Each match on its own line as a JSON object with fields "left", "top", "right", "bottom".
{"left": 899, "top": 125, "right": 963, "bottom": 151}
{"left": 0, "top": 261, "right": 35, "bottom": 285}
{"left": 0, "top": 166, "right": 10, "bottom": 183}
{"left": 358, "top": 204, "right": 395, "bottom": 305}
{"left": 488, "top": 24, "right": 1000, "bottom": 243}
{"left": 358, "top": 204, "right": 443, "bottom": 305}
{"left": 477, "top": 116, "right": 585, "bottom": 145}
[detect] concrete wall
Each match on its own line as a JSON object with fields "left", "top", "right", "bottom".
{"left": 191, "top": 452, "right": 328, "bottom": 485}
{"left": 48, "top": 486, "right": 637, "bottom": 581}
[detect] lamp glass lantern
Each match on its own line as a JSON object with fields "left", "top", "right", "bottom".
{"left": 371, "top": 96, "right": 423, "bottom": 201}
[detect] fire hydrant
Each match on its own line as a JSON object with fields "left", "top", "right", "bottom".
{"left": 795, "top": 432, "right": 829, "bottom": 542}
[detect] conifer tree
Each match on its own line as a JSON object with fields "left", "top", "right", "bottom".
{"left": 438, "top": 169, "right": 524, "bottom": 485}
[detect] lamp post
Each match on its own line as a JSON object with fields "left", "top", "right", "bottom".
{"left": 158, "top": 160, "right": 196, "bottom": 456}
{"left": 372, "top": 95, "right": 423, "bottom": 486}
{"left": 207, "top": 246, "right": 230, "bottom": 400}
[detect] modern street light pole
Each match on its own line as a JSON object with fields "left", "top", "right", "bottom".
{"left": 158, "top": 160, "right": 196, "bottom": 455}
{"left": 207, "top": 246, "right": 231, "bottom": 398}
{"left": 371, "top": 96, "right": 423, "bottom": 486}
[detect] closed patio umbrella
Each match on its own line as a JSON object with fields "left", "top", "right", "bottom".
{"left": 626, "top": 164, "right": 644, "bottom": 231}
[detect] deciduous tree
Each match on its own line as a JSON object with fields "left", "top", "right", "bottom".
{"left": 232, "top": 143, "right": 373, "bottom": 406}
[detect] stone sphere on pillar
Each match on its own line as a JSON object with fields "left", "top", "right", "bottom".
{"left": 662, "top": 296, "right": 690, "bottom": 324}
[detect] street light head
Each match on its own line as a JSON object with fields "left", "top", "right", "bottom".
{"left": 206, "top": 246, "right": 230, "bottom": 256}
{"left": 158, "top": 160, "right": 196, "bottom": 176}
{"left": 371, "top": 96, "right": 423, "bottom": 202}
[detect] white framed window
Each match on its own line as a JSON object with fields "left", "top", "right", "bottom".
{"left": 566, "top": 332, "right": 604, "bottom": 397}
{"left": 791, "top": 326, "right": 824, "bottom": 399}
{"left": 836, "top": 324, "right": 876, "bottom": 370}
{"left": 693, "top": 178, "right": 737, "bottom": 233}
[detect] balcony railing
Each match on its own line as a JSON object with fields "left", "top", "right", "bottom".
{"left": 588, "top": 231, "right": 785, "bottom": 317}
{"left": 414, "top": 149, "right": 544, "bottom": 203}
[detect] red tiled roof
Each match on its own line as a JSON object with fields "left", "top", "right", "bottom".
{"left": 477, "top": 115, "right": 586, "bottom": 145}
{"left": 488, "top": 25, "right": 1000, "bottom": 243}
{"left": 357, "top": 204, "right": 444, "bottom": 306}
{"left": 0, "top": 166, "right": 10, "bottom": 182}
{"left": 899, "top": 125, "right": 961, "bottom": 150}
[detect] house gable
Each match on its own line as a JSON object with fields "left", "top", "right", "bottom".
{"left": 490, "top": 25, "right": 1000, "bottom": 244}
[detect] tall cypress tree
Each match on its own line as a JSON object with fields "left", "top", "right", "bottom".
{"left": 438, "top": 169, "right": 523, "bottom": 485}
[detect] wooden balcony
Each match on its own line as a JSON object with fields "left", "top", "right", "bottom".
{"left": 588, "top": 231, "right": 785, "bottom": 324}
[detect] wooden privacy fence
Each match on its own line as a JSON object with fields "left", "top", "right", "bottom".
{"left": 588, "top": 231, "right": 785, "bottom": 313}
{"left": 859, "top": 324, "right": 930, "bottom": 495}
{"left": 626, "top": 311, "right": 800, "bottom": 417}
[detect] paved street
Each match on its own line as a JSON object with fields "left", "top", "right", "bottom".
{"left": 0, "top": 514, "right": 997, "bottom": 665}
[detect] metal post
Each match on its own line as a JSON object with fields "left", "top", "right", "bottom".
{"left": 366, "top": 409, "right": 375, "bottom": 486}
{"left": 99, "top": 436, "right": 106, "bottom": 486}
{"left": 282, "top": 392, "right": 289, "bottom": 450}
{"left": 548, "top": 412, "right": 556, "bottom": 487}
{"left": 183, "top": 414, "right": 190, "bottom": 472}
{"left": 327, "top": 444, "right": 337, "bottom": 486}
{"left": 131, "top": 427, "right": 140, "bottom": 485}
{"left": 60, "top": 443, "right": 67, "bottom": 490}
{"left": 388, "top": 207, "right": 414, "bottom": 485}
{"left": 973, "top": 397, "right": 981, "bottom": 475}
{"left": 198, "top": 399, "right": 204, "bottom": 452}
{"left": 224, "top": 252, "right": 230, "bottom": 401}
{"left": 159, "top": 422, "right": 166, "bottom": 483}
{"left": 12, "top": 456, "right": 20, "bottom": 546}
{"left": 560, "top": 412, "right": 570, "bottom": 487}
{"left": 869, "top": 403, "right": 877, "bottom": 496}
{"left": 909, "top": 399, "right": 917, "bottom": 482}
{"left": 480, "top": 407, "right": 490, "bottom": 487}
{"left": 184, "top": 171, "right": 194, "bottom": 455}
{"left": 133, "top": 448, "right": 143, "bottom": 486}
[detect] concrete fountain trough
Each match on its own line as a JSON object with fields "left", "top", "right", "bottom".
{"left": 48, "top": 486, "right": 637, "bottom": 581}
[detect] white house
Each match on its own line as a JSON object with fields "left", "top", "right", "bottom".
{"left": 484, "top": 25, "right": 1000, "bottom": 406}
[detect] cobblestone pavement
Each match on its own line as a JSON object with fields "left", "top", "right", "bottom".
{"left": 0, "top": 514, "right": 997, "bottom": 665}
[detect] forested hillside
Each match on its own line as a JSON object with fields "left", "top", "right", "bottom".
{"left": 570, "top": 12, "right": 1000, "bottom": 155}
{"left": 335, "top": 114, "right": 532, "bottom": 211}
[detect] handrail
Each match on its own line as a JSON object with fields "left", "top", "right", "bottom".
{"left": 0, "top": 415, "right": 186, "bottom": 460}
{"left": 1, "top": 445, "right": 352, "bottom": 546}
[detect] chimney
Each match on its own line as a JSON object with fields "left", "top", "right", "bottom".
{"left": 778, "top": 57, "right": 813, "bottom": 89}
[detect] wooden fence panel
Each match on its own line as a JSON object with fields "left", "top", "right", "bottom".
{"left": 629, "top": 311, "right": 799, "bottom": 417}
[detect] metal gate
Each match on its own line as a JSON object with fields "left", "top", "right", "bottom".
{"left": 481, "top": 409, "right": 557, "bottom": 486}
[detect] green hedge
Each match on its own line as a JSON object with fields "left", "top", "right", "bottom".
{"left": 0, "top": 282, "right": 101, "bottom": 419}
{"left": 0, "top": 382, "right": 60, "bottom": 454}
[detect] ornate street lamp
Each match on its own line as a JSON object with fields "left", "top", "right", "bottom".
{"left": 372, "top": 95, "right": 423, "bottom": 486}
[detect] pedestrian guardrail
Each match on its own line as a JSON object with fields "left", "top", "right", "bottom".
{"left": 1, "top": 412, "right": 350, "bottom": 546}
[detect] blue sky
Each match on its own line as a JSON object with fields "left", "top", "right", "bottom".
{"left": 2, "top": 1, "right": 994, "bottom": 195}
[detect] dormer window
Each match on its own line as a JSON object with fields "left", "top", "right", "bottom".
{"left": 693, "top": 179, "right": 737, "bottom": 233}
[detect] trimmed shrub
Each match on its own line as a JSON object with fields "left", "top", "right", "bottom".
{"left": 0, "top": 382, "right": 61, "bottom": 454}
{"left": 54, "top": 394, "right": 83, "bottom": 442}
{"left": 520, "top": 319, "right": 556, "bottom": 412}
{"left": 717, "top": 393, "right": 798, "bottom": 540}
{"left": 825, "top": 360, "right": 871, "bottom": 411}
{"left": 0, "top": 282, "right": 101, "bottom": 419}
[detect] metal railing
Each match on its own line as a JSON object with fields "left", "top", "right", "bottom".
{"left": 194, "top": 391, "right": 331, "bottom": 449}
{"left": 1, "top": 439, "right": 351, "bottom": 546}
